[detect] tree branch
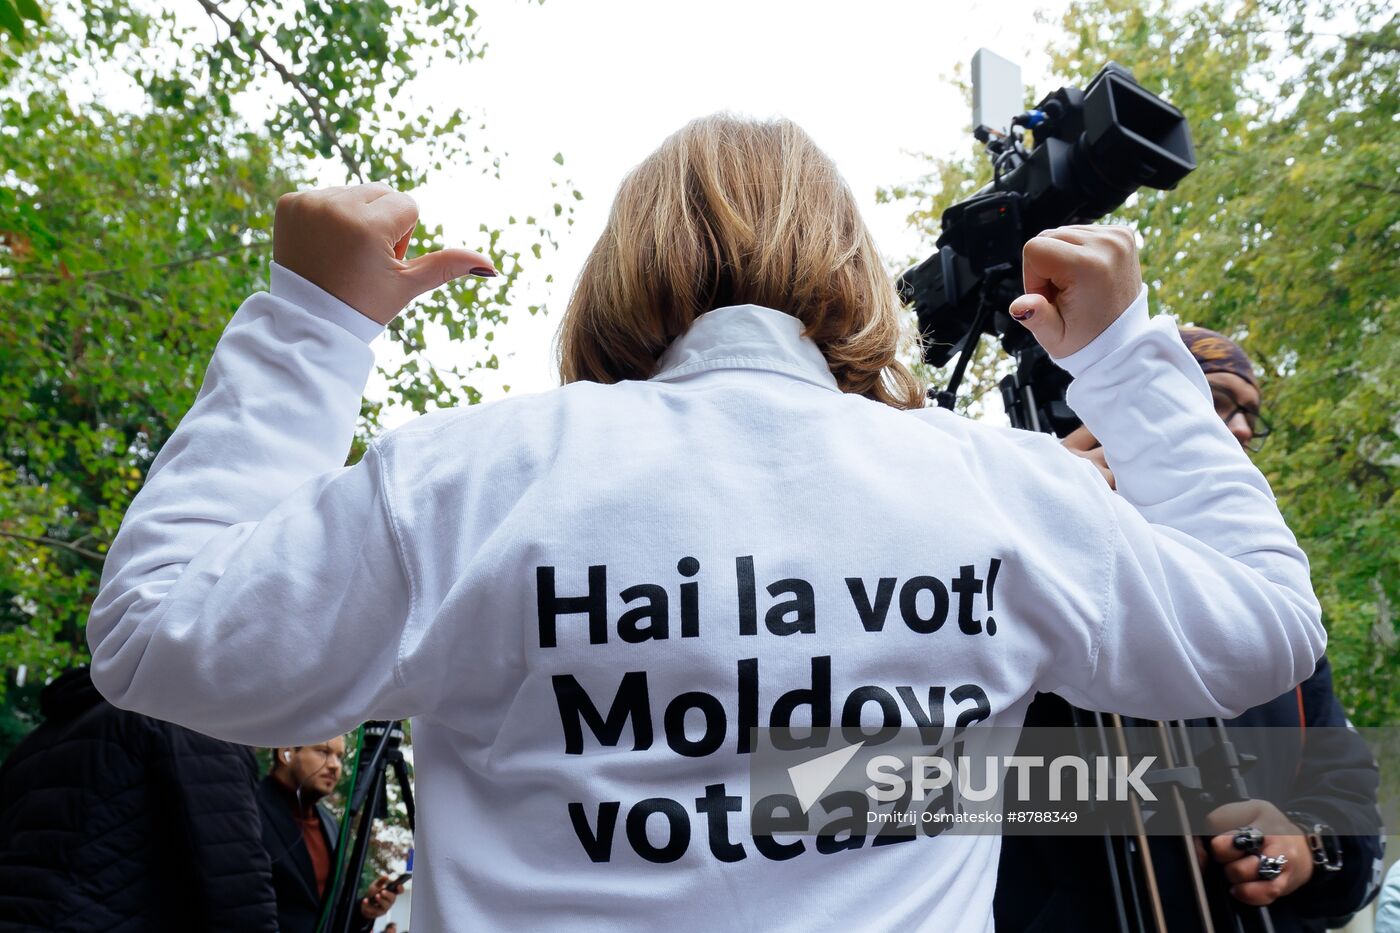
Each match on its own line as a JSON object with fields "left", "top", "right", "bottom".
{"left": 0, "top": 242, "right": 271, "bottom": 284}
{"left": 0, "top": 530, "right": 105, "bottom": 563}
{"left": 84, "top": 280, "right": 147, "bottom": 306}
{"left": 1354, "top": 182, "right": 1399, "bottom": 196}
{"left": 195, "top": 0, "right": 364, "bottom": 180}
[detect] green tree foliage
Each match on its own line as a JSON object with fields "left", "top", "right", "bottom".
{"left": 885, "top": 0, "right": 1397, "bottom": 722}
{"left": 0, "top": 1, "right": 571, "bottom": 749}
{"left": 0, "top": 0, "right": 43, "bottom": 48}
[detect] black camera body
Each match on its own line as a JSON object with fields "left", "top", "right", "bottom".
{"left": 898, "top": 62, "right": 1196, "bottom": 434}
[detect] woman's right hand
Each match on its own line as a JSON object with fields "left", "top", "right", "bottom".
{"left": 273, "top": 183, "right": 497, "bottom": 325}
{"left": 1063, "top": 424, "right": 1115, "bottom": 489}
{"left": 1010, "top": 224, "right": 1142, "bottom": 359}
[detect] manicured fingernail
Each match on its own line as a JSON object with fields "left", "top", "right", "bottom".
{"left": 470, "top": 266, "right": 498, "bottom": 278}
{"left": 1011, "top": 308, "right": 1034, "bottom": 322}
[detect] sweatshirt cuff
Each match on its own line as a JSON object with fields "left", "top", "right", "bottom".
{"left": 1053, "top": 284, "right": 1151, "bottom": 378}
{"left": 269, "top": 262, "right": 386, "bottom": 345}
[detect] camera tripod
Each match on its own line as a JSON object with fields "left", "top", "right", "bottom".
{"left": 320, "top": 720, "right": 416, "bottom": 933}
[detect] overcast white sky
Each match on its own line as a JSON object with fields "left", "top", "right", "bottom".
{"left": 361, "top": 0, "right": 1074, "bottom": 417}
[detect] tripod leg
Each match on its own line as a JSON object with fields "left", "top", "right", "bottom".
{"left": 328, "top": 763, "right": 387, "bottom": 933}
{"left": 389, "top": 753, "right": 415, "bottom": 833}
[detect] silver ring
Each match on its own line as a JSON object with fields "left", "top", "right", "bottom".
{"left": 1231, "top": 826, "right": 1264, "bottom": 854}
{"left": 1257, "top": 853, "right": 1288, "bottom": 880}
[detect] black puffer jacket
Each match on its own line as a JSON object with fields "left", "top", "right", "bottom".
{"left": 0, "top": 667, "right": 278, "bottom": 932}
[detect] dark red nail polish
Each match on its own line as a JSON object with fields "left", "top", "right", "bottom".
{"left": 470, "top": 266, "right": 498, "bottom": 277}
{"left": 1011, "top": 308, "right": 1034, "bottom": 322}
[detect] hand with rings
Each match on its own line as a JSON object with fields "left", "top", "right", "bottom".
{"left": 1256, "top": 854, "right": 1288, "bottom": 881}
{"left": 1202, "top": 800, "right": 1315, "bottom": 906}
{"left": 1231, "top": 826, "right": 1264, "bottom": 855}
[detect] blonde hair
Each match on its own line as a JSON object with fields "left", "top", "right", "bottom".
{"left": 557, "top": 114, "right": 925, "bottom": 409}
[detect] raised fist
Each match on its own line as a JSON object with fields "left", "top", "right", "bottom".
{"left": 1009, "top": 224, "right": 1143, "bottom": 359}
{"left": 273, "top": 183, "right": 497, "bottom": 325}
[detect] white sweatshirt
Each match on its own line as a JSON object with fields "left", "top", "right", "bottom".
{"left": 88, "top": 265, "right": 1323, "bottom": 932}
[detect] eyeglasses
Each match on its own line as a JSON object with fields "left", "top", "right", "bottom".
{"left": 1210, "top": 388, "right": 1271, "bottom": 452}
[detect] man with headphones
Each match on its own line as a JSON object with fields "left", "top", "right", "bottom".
{"left": 256, "top": 736, "right": 404, "bottom": 933}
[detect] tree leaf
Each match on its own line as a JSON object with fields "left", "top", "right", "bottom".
{"left": 0, "top": 1, "right": 25, "bottom": 40}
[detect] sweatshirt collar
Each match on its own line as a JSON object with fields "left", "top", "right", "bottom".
{"left": 649, "top": 304, "right": 839, "bottom": 392}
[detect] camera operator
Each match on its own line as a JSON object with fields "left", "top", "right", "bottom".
{"left": 258, "top": 736, "right": 403, "bottom": 933}
{"left": 86, "top": 115, "right": 1325, "bottom": 929}
{"left": 995, "top": 328, "right": 1383, "bottom": 932}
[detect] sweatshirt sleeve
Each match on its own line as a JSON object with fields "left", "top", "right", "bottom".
{"left": 1037, "top": 286, "right": 1325, "bottom": 719}
{"left": 87, "top": 264, "right": 421, "bottom": 746}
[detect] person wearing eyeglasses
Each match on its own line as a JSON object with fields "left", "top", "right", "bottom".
{"left": 1061, "top": 325, "right": 1270, "bottom": 482}
{"left": 996, "top": 328, "right": 1382, "bottom": 932}
{"left": 1182, "top": 327, "right": 1273, "bottom": 453}
{"left": 258, "top": 736, "right": 404, "bottom": 933}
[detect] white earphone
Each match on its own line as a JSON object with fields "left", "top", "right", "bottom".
{"left": 283, "top": 751, "right": 292, "bottom": 762}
